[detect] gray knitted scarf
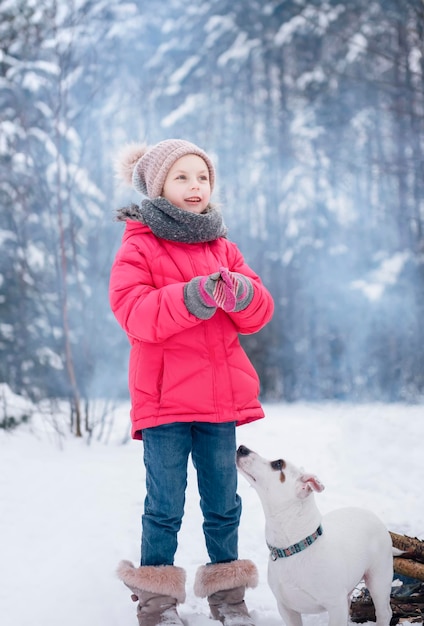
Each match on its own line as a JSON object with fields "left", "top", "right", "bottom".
{"left": 116, "top": 198, "right": 227, "bottom": 243}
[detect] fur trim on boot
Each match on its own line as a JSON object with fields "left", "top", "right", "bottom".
{"left": 193, "top": 560, "right": 258, "bottom": 598}
{"left": 194, "top": 561, "right": 258, "bottom": 626}
{"left": 117, "top": 560, "right": 186, "bottom": 604}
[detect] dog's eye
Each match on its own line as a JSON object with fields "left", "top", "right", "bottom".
{"left": 271, "top": 459, "right": 286, "bottom": 471}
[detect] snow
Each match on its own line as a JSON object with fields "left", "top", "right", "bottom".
{"left": 165, "top": 56, "right": 201, "bottom": 94}
{"left": 346, "top": 33, "right": 368, "bottom": 64}
{"left": 217, "top": 33, "right": 260, "bottom": 67}
{"left": 162, "top": 94, "right": 207, "bottom": 128}
{"left": 409, "top": 47, "right": 422, "bottom": 75}
{"left": 1, "top": 401, "right": 422, "bottom": 626}
{"left": 274, "top": 5, "right": 345, "bottom": 47}
{"left": 350, "top": 252, "right": 410, "bottom": 301}
{"left": 204, "top": 15, "right": 236, "bottom": 48}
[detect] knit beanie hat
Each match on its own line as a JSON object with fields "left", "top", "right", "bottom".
{"left": 115, "top": 139, "right": 216, "bottom": 198}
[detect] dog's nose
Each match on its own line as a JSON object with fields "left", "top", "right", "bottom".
{"left": 237, "top": 445, "right": 251, "bottom": 457}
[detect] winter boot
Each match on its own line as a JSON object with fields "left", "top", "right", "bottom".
{"left": 194, "top": 560, "right": 258, "bottom": 626}
{"left": 117, "top": 560, "right": 186, "bottom": 626}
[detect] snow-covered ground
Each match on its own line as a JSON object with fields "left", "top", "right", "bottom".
{"left": 1, "top": 401, "right": 423, "bottom": 626}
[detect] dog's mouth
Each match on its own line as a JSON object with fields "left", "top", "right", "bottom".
{"left": 237, "top": 465, "right": 257, "bottom": 483}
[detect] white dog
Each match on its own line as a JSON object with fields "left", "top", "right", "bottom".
{"left": 236, "top": 445, "right": 393, "bottom": 626}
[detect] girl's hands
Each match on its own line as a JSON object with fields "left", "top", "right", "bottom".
{"left": 184, "top": 267, "right": 254, "bottom": 319}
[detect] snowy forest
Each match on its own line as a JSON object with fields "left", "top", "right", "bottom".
{"left": 1, "top": 0, "right": 423, "bottom": 435}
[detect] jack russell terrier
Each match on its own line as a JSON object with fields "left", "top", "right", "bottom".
{"left": 236, "top": 445, "right": 393, "bottom": 626}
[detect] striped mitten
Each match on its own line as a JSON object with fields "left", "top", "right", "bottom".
{"left": 184, "top": 267, "right": 253, "bottom": 319}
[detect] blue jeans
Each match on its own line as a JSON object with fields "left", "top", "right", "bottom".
{"left": 141, "top": 421, "right": 241, "bottom": 566}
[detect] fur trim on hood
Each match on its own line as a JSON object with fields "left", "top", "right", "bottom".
{"left": 115, "top": 203, "right": 142, "bottom": 222}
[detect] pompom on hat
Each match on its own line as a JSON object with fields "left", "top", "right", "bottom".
{"left": 115, "top": 139, "right": 216, "bottom": 198}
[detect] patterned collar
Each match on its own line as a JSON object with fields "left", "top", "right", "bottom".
{"left": 267, "top": 524, "right": 323, "bottom": 561}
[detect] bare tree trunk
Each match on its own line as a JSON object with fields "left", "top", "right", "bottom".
{"left": 57, "top": 193, "right": 82, "bottom": 438}
{"left": 393, "top": 18, "right": 411, "bottom": 249}
{"left": 54, "top": 64, "right": 82, "bottom": 438}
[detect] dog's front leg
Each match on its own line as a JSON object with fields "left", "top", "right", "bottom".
{"left": 276, "top": 601, "right": 303, "bottom": 626}
{"left": 326, "top": 599, "right": 349, "bottom": 626}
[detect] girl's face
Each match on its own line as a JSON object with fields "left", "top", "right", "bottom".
{"left": 162, "top": 154, "right": 211, "bottom": 213}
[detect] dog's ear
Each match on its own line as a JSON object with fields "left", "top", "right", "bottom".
{"left": 297, "top": 473, "right": 325, "bottom": 499}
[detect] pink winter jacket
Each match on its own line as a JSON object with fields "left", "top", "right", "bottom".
{"left": 109, "top": 220, "right": 274, "bottom": 439}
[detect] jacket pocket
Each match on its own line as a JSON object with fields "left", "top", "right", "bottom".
{"left": 132, "top": 342, "right": 164, "bottom": 398}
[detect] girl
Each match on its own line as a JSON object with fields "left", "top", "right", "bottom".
{"left": 110, "top": 139, "right": 274, "bottom": 626}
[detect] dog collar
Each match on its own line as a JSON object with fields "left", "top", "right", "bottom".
{"left": 267, "top": 524, "right": 323, "bottom": 560}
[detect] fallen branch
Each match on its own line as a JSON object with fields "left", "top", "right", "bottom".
{"left": 390, "top": 532, "right": 424, "bottom": 582}
{"left": 394, "top": 558, "right": 424, "bottom": 583}
{"left": 390, "top": 532, "right": 424, "bottom": 564}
